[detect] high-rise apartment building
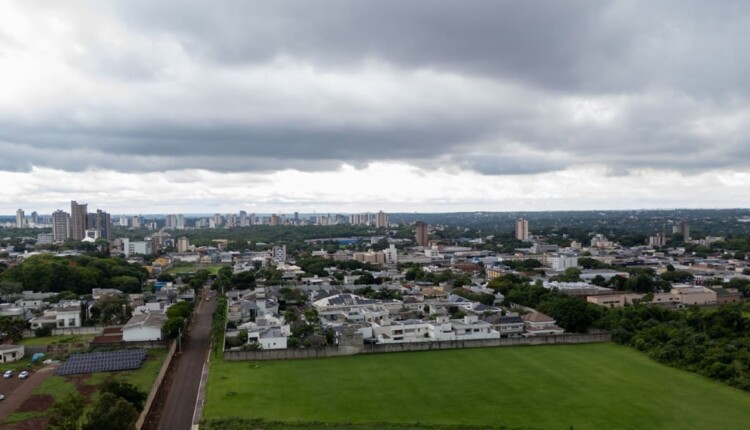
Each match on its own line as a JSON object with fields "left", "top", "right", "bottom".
{"left": 415, "top": 221, "right": 428, "bottom": 247}
{"left": 15, "top": 209, "right": 24, "bottom": 228}
{"left": 515, "top": 218, "right": 529, "bottom": 241}
{"left": 678, "top": 221, "right": 690, "bottom": 241}
{"left": 270, "top": 214, "right": 280, "bottom": 226}
{"left": 87, "top": 209, "right": 112, "bottom": 240}
{"left": 272, "top": 245, "right": 287, "bottom": 263}
{"left": 52, "top": 210, "right": 70, "bottom": 242}
{"left": 70, "top": 201, "right": 88, "bottom": 240}
{"left": 176, "top": 214, "right": 185, "bottom": 229}
{"left": 376, "top": 211, "right": 388, "bottom": 228}
{"left": 177, "top": 237, "right": 190, "bottom": 253}
{"left": 239, "top": 211, "right": 247, "bottom": 227}
{"left": 165, "top": 214, "right": 177, "bottom": 229}
{"left": 649, "top": 233, "right": 666, "bottom": 248}
{"left": 31, "top": 211, "right": 38, "bottom": 225}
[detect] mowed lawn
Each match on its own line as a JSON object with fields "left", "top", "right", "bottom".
{"left": 205, "top": 343, "right": 750, "bottom": 430}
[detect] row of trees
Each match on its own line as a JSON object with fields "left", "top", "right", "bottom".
{"left": 597, "top": 304, "right": 750, "bottom": 392}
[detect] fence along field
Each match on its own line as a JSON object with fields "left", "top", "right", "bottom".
{"left": 205, "top": 343, "right": 750, "bottom": 430}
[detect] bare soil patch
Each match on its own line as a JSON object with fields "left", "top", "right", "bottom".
{"left": 17, "top": 394, "right": 53, "bottom": 413}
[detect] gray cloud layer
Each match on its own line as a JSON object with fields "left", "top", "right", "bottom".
{"left": 1, "top": 1, "right": 750, "bottom": 175}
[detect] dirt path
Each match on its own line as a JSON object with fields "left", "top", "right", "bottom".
{"left": 154, "top": 292, "right": 217, "bottom": 430}
{"left": 0, "top": 366, "right": 56, "bottom": 423}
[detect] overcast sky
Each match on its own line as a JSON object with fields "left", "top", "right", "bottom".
{"left": 2, "top": 1, "right": 749, "bottom": 214}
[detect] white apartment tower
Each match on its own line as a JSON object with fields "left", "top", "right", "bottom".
{"left": 15, "top": 209, "right": 24, "bottom": 228}
{"left": 52, "top": 210, "right": 70, "bottom": 242}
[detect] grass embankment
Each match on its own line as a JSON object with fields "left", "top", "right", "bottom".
{"left": 4, "top": 348, "right": 167, "bottom": 425}
{"left": 204, "top": 343, "right": 750, "bottom": 430}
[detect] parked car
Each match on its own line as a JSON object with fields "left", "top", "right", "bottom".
{"left": 0, "top": 393, "right": 5, "bottom": 400}
{"left": 3, "top": 370, "right": 12, "bottom": 379}
{"left": 19, "top": 371, "right": 29, "bottom": 379}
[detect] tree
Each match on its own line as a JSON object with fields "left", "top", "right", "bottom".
{"left": 238, "top": 329, "right": 249, "bottom": 344}
{"left": 230, "top": 271, "right": 256, "bottom": 290}
{"left": 303, "top": 308, "right": 319, "bottom": 322}
{"left": 163, "top": 317, "right": 185, "bottom": 338}
{"left": 166, "top": 301, "right": 194, "bottom": 320}
{"left": 0, "top": 317, "right": 27, "bottom": 343}
{"left": 48, "top": 393, "right": 86, "bottom": 430}
{"left": 284, "top": 309, "right": 298, "bottom": 324}
{"left": 110, "top": 275, "right": 142, "bottom": 293}
{"left": 83, "top": 392, "right": 139, "bottom": 430}
{"left": 35, "top": 326, "right": 53, "bottom": 337}
{"left": 94, "top": 295, "right": 132, "bottom": 325}
{"left": 99, "top": 380, "right": 147, "bottom": 410}
{"left": 157, "top": 273, "right": 175, "bottom": 282}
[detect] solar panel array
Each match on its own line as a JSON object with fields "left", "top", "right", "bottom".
{"left": 56, "top": 349, "right": 147, "bottom": 376}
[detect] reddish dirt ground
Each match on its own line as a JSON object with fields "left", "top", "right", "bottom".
{"left": 4, "top": 417, "right": 48, "bottom": 430}
{"left": 66, "top": 374, "right": 98, "bottom": 399}
{"left": 16, "top": 394, "right": 53, "bottom": 413}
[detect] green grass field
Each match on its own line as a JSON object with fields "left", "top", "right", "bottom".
{"left": 166, "top": 264, "right": 225, "bottom": 275}
{"left": 204, "top": 344, "right": 750, "bottom": 430}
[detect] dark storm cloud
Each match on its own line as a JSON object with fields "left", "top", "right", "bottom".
{"left": 2, "top": 1, "right": 750, "bottom": 175}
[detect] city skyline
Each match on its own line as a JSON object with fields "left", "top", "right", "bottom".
{"left": 3, "top": 2, "right": 750, "bottom": 213}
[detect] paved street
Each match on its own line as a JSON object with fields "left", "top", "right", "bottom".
{"left": 157, "top": 292, "right": 216, "bottom": 430}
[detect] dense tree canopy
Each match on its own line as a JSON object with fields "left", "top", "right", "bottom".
{"left": 0, "top": 254, "right": 147, "bottom": 295}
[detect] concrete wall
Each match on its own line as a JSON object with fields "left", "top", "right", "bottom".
{"left": 23, "top": 326, "right": 103, "bottom": 338}
{"left": 224, "top": 333, "right": 611, "bottom": 361}
{"left": 136, "top": 340, "right": 177, "bottom": 430}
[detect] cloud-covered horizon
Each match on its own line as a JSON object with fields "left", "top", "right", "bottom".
{"left": 2, "top": 1, "right": 750, "bottom": 212}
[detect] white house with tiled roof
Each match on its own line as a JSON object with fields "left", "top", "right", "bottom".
{"left": 521, "top": 311, "right": 564, "bottom": 336}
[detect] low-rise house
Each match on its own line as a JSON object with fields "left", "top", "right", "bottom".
{"left": 122, "top": 311, "right": 167, "bottom": 342}
{"left": 587, "top": 294, "right": 643, "bottom": 308}
{"left": 522, "top": 312, "right": 564, "bottom": 336}
{"left": 0, "top": 303, "right": 31, "bottom": 320}
{"left": 0, "top": 345, "right": 24, "bottom": 363}
{"left": 713, "top": 287, "right": 743, "bottom": 305}
{"left": 313, "top": 293, "right": 394, "bottom": 321}
{"left": 240, "top": 317, "right": 291, "bottom": 350}
{"left": 671, "top": 286, "right": 717, "bottom": 306}
{"left": 370, "top": 315, "right": 501, "bottom": 343}
{"left": 91, "top": 288, "right": 124, "bottom": 300}
{"left": 372, "top": 319, "right": 431, "bottom": 343}
{"left": 247, "top": 327, "right": 288, "bottom": 349}
{"left": 13, "top": 298, "right": 45, "bottom": 311}
{"left": 133, "top": 301, "right": 168, "bottom": 316}
{"left": 483, "top": 315, "right": 525, "bottom": 338}
{"left": 651, "top": 292, "right": 682, "bottom": 307}
{"left": 427, "top": 315, "right": 500, "bottom": 341}
{"left": 30, "top": 302, "right": 82, "bottom": 329}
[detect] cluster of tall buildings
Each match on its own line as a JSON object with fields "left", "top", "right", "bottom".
{"left": 349, "top": 211, "right": 388, "bottom": 228}
{"left": 161, "top": 210, "right": 389, "bottom": 229}
{"left": 50, "top": 201, "right": 112, "bottom": 243}
{"left": 14, "top": 209, "right": 39, "bottom": 228}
